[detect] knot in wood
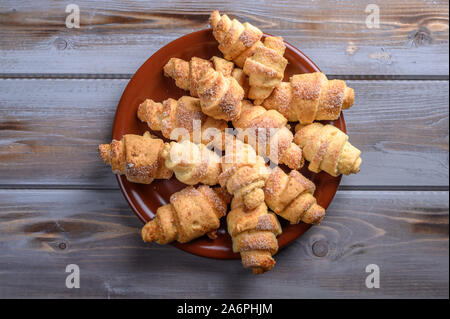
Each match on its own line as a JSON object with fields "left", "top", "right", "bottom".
{"left": 54, "top": 37, "right": 68, "bottom": 50}
{"left": 410, "top": 27, "right": 432, "bottom": 47}
{"left": 312, "top": 240, "right": 328, "bottom": 257}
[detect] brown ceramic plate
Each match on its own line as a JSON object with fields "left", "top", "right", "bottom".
{"left": 112, "top": 29, "right": 345, "bottom": 259}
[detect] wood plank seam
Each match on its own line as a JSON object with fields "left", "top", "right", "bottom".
{"left": 0, "top": 185, "right": 447, "bottom": 192}
{"left": 0, "top": 74, "right": 448, "bottom": 81}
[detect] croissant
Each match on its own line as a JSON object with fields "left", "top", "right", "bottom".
{"left": 161, "top": 140, "right": 221, "bottom": 185}
{"left": 294, "top": 123, "right": 362, "bottom": 176}
{"left": 232, "top": 67, "right": 250, "bottom": 98}
{"left": 227, "top": 197, "right": 282, "bottom": 274}
{"left": 232, "top": 102, "right": 303, "bottom": 170}
{"left": 243, "top": 36, "right": 288, "bottom": 104}
{"left": 219, "top": 136, "right": 270, "bottom": 210}
{"left": 98, "top": 132, "right": 173, "bottom": 184}
{"left": 209, "top": 10, "right": 287, "bottom": 103}
{"left": 164, "top": 56, "right": 250, "bottom": 98}
{"left": 196, "top": 67, "right": 244, "bottom": 121}
{"left": 264, "top": 167, "right": 325, "bottom": 224}
{"left": 209, "top": 10, "right": 263, "bottom": 67}
{"left": 210, "top": 56, "right": 234, "bottom": 75}
{"left": 262, "top": 72, "right": 355, "bottom": 123}
{"left": 137, "top": 96, "right": 227, "bottom": 148}
{"left": 142, "top": 185, "right": 229, "bottom": 244}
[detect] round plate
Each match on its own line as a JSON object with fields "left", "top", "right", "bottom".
{"left": 112, "top": 29, "right": 345, "bottom": 259}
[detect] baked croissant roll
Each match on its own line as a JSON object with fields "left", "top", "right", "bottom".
{"left": 264, "top": 167, "right": 325, "bottom": 224}
{"left": 243, "top": 36, "right": 288, "bottom": 104}
{"left": 164, "top": 56, "right": 250, "bottom": 98}
{"left": 137, "top": 96, "right": 227, "bottom": 148}
{"left": 163, "top": 56, "right": 212, "bottom": 97}
{"left": 232, "top": 68, "right": 250, "bottom": 99}
{"left": 142, "top": 185, "right": 229, "bottom": 244}
{"left": 232, "top": 102, "right": 303, "bottom": 170}
{"left": 161, "top": 140, "right": 221, "bottom": 185}
{"left": 197, "top": 67, "right": 245, "bottom": 121}
{"left": 294, "top": 123, "right": 362, "bottom": 176}
{"left": 211, "top": 56, "right": 235, "bottom": 76}
{"left": 209, "top": 10, "right": 287, "bottom": 103}
{"left": 227, "top": 197, "right": 282, "bottom": 274}
{"left": 210, "top": 57, "right": 251, "bottom": 98}
{"left": 209, "top": 10, "right": 263, "bottom": 68}
{"left": 219, "top": 136, "right": 270, "bottom": 210}
{"left": 262, "top": 72, "right": 355, "bottom": 123}
{"left": 98, "top": 132, "right": 173, "bottom": 184}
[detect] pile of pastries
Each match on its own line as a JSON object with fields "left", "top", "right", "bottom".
{"left": 98, "top": 11, "right": 362, "bottom": 274}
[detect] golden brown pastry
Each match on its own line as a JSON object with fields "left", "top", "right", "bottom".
{"left": 262, "top": 72, "right": 355, "bottom": 123}
{"left": 209, "top": 10, "right": 287, "bottom": 103}
{"left": 210, "top": 57, "right": 251, "bottom": 99}
{"left": 98, "top": 132, "right": 173, "bottom": 184}
{"left": 164, "top": 57, "right": 213, "bottom": 97}
{"left": 264, "top": 167, "right": 325, "bottom": 224}
{"left": 232, "top": 102, "right": 303, "bottom": 170}
{"left": 210, "top": 56, "right": 235, "bottom": 76}
{"left": 232, "top": 67, "right": 250, "bottom": 98}
{"left": 243, "top": 36, "right": 288, "bottom": 104}
{"left": 227, "top": 196, "right": 282, "bottom": 274}
{"left": 137, "top": 96, "right": 227, "bottom": 148}
{"left": 196, "top": 67, "right": 244, "bottom": 121}
{"left": 294, "top": 123, "right": 362, "bottom": 176}
{"left": 209, "top": 10, "right": 263, "bottom": 68}
{"left": 164, "top": 56, "right": 250, "bottom": 98}
{"left": 161, "top": 140, "right": 221, "bottom": 185}
{"left": 219, "top": 136, "right": 270, "bottom": 210}
{"left": 142, "top": 185, "right": 229, "bottom": 244}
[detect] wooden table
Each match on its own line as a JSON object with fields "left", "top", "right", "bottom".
{"left": 0, "top": 0, "right": 448, "bottom": 299}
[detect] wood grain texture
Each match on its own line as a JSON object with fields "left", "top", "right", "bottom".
{"left": 0, "top": 0, "right": 448, "bottom": 300}
{"left": 0, "top": 78, "right": 448, "bottom": 187}
{"left": 0, "top": 189, "right": 447, "bottom": 298}
{"left": 0, "top": 0, "right": 448, "bottom": 76}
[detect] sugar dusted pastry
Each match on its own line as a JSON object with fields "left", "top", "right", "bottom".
{"left": 210, "top": 56, "right": 235, "bottom": 76}
{"left": 197, "top": 67, "right": 245, "bottom": 121}
{"left": 231, "top": 67, "right": 250, "bottom": 98}
{"left": 164, "top": 56, "right": 250, "bottom": 98}
{"left": 294, "top": 123, "right": 362, "bottom": 176}
{"left": 264, "top": 167, "right": 325, "bottom": 224}
{"left": 161, "top": 140, "right": 221, "bottom": 185}
{"left": 209, "top": 10, "right": 263, "bottom": 68}
{"left": 98, "top": 132, "right": 173, "bottom": 184}
{"left": 209, "top": 10, "right": 287, "bottom": 103}
{"left": 137, "top": 96, "right": 227, "bottom": 147}
{"left": 262, "top": 72, "right": 355, "bottom": 123}
{"left": 227, "top": 196, "right": 282, "bottom": 274}
{"left": 164, "top": 57, "right": 213, "bottom": 97}
{"left": 211, "top": 57, "right": 251, "bottom": 98}
{"left": 243, "top": 36, "right": 288, "bottom": 104}
{"left": 232, "top": 102, "right": 303, "bottom": 170}
{"left": 142, "top": 185, "right": 229, "bottom": 244}
{"left": 219, "top": 136, "right": 270, "bottom": 210}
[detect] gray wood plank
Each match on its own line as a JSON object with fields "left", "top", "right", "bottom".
{"left": 0, "top": 189, "right": 447, "bottom": 298}
{"left": 0, "top": 0, "right": 448, "bottom": 76}
{"left": 0, "top": 78, "right": 448, "bottom": 187}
